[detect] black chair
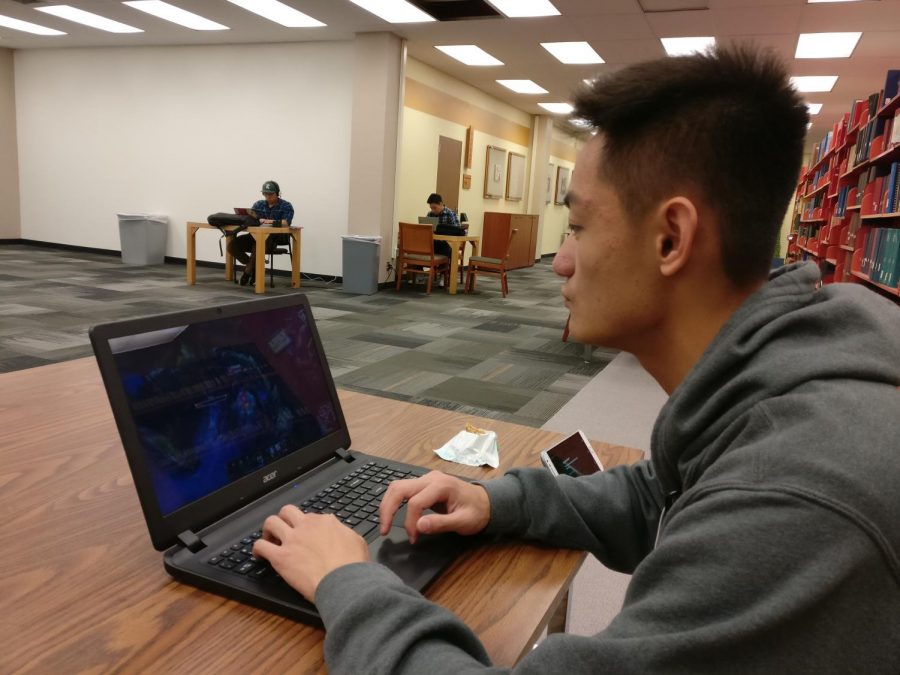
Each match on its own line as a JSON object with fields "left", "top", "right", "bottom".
{"left": 265, "top": 237, "right": 292, "bottom": 288}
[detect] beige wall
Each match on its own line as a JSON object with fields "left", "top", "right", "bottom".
{"left": 0, "top": 49, "right": 20, "bottom": 239}
{"left": 542, "top": 128, "right": 584, "bottom": 255}
{"left": 397, "top": 58, "right": 582, "bottom": 259}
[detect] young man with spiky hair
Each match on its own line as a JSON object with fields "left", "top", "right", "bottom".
{"left": 252, "top": 47, "right": 900, "bottom": 672}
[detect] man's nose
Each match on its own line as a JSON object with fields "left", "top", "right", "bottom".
{"left": 552, "top": 233, "right": 575, "bottom": 278}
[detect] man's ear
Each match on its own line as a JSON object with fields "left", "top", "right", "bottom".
{"left": 654, "top": 197, "right": 699, "bottom": 278}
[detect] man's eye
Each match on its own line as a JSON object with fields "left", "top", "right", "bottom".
{"left": 567, "top": 225, "right": 582, "bottom": 235}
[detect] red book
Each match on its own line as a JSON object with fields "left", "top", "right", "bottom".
{"left": 872, "top": 177, "right": 885, "bottom": 214}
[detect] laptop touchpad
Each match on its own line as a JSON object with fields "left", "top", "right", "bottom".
{"left": 371, "top": 527, "right": 461, "bottom": 589}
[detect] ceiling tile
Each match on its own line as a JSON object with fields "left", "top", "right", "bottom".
{"left": 645, "top": 9, "right": 716, "bottom": 36}
{"left": 712, "top": 6, "right": 803, "bottom": 34}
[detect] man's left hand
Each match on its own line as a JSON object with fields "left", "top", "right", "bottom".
{"left": 253, "top": 505, "right": 370, "bottom": 602}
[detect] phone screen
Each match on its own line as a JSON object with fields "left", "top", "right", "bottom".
{"left": 545, "top": 432, "right": 602, "bottom": 477}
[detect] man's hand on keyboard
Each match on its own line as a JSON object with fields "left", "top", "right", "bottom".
{"left": 253, "top": 504, "right": 370, "bottom": 603}
{"left": 379, "top": 471, "right": 491, "bottom": 544}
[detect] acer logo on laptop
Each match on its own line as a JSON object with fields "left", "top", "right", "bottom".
{"left": 263, "top": 470, "right": 277, "bottom": 484}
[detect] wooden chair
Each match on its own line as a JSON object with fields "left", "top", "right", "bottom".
{"left": 395, "top": 222, "right": 450, "bottom": 295}
{"left": 464, "top": 227, "right": 516, "bottom": 297}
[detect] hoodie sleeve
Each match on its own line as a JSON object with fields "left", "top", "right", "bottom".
{"left": 481, "top": 460, "right": 666, "bottom": 573}
{"left": 315, "top": 485, "right": 897, "bottom": 675}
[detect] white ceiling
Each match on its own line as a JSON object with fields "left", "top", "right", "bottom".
{"left": 1, "top": 0, "right": 899, "bottom": 146}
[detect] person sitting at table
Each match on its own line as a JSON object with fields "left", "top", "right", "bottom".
{"left": 228, "top": 180, "right": 294, "bottom": 286}
{"left": 426, "top": 193, "right": 459, "bottom": 258}
{"left": 251, "top": 46, "right": 900, "bottom": 672}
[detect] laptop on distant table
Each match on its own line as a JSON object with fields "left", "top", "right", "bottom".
{"left": 418, "top": 216, "right": 439, "bottom": 228}
{"left": 234, "top": 207, "right": 256, "bottom": 217}
{"left": 89, "top": 294, "right": 464, "bottom": 626}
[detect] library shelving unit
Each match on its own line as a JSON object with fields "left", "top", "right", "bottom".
{"left": 787, "top": 68, "right": 900, "bottom": 303}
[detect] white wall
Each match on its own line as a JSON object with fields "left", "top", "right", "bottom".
{"left": 347, "top": 33, "right": 404, "bottom": 282}
{"left": 0, "top": 48, "right": 19, "bottom": 239}
{"left": 15, "top": 42, "right": 354, "bottom": 275}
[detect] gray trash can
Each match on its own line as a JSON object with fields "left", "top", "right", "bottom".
{"left": 341, "top": 235, "right": 381, "bottom": 294}
{"left": 117, "top": 213, "right": 168, "bottom": 265}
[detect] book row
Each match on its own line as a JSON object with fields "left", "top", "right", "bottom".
{"left": 858, "top": 226, "right": 900, "bottom": 288}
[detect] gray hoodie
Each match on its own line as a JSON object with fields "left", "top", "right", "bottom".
{"left": 316, "top": 262, "right": 900, "bottom": 673}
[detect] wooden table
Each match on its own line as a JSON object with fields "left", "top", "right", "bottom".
{"left": 186, "top": 221, "right": 301, "bottom": 294}
{"left": 0, "top": 358, "right": 643, "bottom": 673}
{"left": 433, "top": 233, "right": 480, "bottom": 294}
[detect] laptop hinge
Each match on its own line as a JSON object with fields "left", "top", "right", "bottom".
{"left": 335, "top": 448, "right": 354, "bottom": 463}
{"left": 177, "top": 529, "right": 205, "bottom": 553}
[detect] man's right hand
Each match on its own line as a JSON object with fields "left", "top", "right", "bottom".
{"left": 378, "top": 471, "right": 491, "bottom": 544}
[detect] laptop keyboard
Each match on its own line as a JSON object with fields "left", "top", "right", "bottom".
{"left": 205, "top": 461, "right": 423, "bottom": 581}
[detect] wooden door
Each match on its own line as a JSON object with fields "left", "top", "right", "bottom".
{"left": 436, "top": 135, "right": 462, "bottom": 210}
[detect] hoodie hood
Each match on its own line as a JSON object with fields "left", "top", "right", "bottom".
{"left": 650, "top": 261, "right": 900, "bottom": 495}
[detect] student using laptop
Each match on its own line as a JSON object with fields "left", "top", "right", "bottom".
{"left": 252, "top": 46, "right": 900, "bottom": 672}
{"left": 425, "top": 193, "right": 459, "bottom": 258}
{"left": 228, "top": 180, "right": 294, "bottom": 286}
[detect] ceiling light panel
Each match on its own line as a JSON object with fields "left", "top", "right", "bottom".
{"left": 541, "top": 42, "right": 604, "bottom": 65}
{"left": 497, "top": 80, "right": 548, "bottom": 94}
{"left": 806, "top": 103, "right": 823, "bottom": 115}
{"left": 539, "top": 102, "right": 574, "bottom": 114}
{"left": 436, "top": 45, "right": 503, "bottom": 66}
{"left": 36, "top": 6, "right": 142, "bottom": 33}
{"left": 790, "top": 75, "right": 838, "bottom": 92}
{"left": 661, "top": 37, "right": 715, "bottom": 56}
{"left": 122, "top": 1, "right": 228, "bottom": 31}
{"left": 487, "top": 0, "right": 560, "bottom": 17}
{"left": 347, "top": 0, "right": 435, "bottom": 23}
{"left": 224, "top": 0, "right": 324, "bottom": 28}
{"left": 0, "top": 14, "right": 66, "bottom": 35}
{"left": 795, "top": 32, "right": 861, "bottom": 59}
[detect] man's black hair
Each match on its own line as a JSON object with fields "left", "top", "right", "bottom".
{"left": 427, "top": 193, "right": 443, "bottom": 205}
{"left": 573, "top": 45, "right": 809, "bottom": 286}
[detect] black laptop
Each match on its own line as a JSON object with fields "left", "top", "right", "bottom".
{"left": 90, "top": 294, "right": 464, "bottom": 626}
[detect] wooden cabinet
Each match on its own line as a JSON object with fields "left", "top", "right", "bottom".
{"left": 482, "top": 212, "right": 538, "bottom": 269}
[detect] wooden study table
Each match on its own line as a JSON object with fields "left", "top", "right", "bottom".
{"left": 0, "top": 358, "right": 643, "bottom": 673}
{"left": 433, "top": 233, "right": 480, "bottom": 294}
{"left": 186, "top": 221, "right": 301, "bottom": 295}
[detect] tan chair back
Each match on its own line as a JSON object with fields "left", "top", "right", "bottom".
{"left": 398, "top": 222, "right": 435, "bottom": 257}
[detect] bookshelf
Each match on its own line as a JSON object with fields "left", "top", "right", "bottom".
{"left": 787, "top": 68, "right": 900, "bottom": 302}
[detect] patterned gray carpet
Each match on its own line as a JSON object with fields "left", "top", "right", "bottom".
{"left": 0, "top": 244, "right": 615, "bottom": 427}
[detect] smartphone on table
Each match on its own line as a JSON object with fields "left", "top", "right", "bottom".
{"left": 540, "top": 430, "right": 604, "bottom": 477}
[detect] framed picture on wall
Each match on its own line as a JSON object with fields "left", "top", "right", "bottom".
{"left": 555, "top": 166, "right": 570, "bottom": 205}
{"left": 506, "top": 152, "right": 526, "bottom": 201}
{"left": 484, "top": 145, "right": 506, "bottom": 199}
{"left": 546, "top": 163, "right": 554, "bottom": 204}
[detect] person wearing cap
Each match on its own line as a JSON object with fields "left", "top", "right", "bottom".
{"left": 228, "top": 180, "right": 295, "bottom": 286}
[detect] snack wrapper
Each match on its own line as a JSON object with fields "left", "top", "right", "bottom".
{"left": 434, "top": 423, "right": 500, "bottom": 468}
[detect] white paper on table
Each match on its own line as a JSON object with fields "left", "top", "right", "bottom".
{"left": 434, "top": 428, "right": 499, "bottom": 468}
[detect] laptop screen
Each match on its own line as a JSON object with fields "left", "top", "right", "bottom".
{"left": 107, "top": 303, "right": 340, "bottom": 516}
